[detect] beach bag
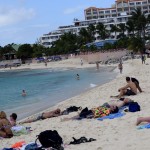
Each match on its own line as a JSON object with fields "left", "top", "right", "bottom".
{"left": 36, "top": 130, "right": 63, "bottom": 150}
{"left": 129, "top": 102, "right": 140, "bottom": 112}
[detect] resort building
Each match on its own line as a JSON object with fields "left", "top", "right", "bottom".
{"left": 40, "top": 0, "right": 150, "bottom": 47}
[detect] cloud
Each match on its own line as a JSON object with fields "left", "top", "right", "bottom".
{"left": 64, "top": 5, "right": 87, "bottom": 15}
{"left": 0, "top": 6, "right": 36, "bottom": 27}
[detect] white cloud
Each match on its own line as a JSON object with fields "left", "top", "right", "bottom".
{"left": 0, "top": 6, "right": 36, "bottom": 27}
{"left": 64, "top": 5, "right": 87, "bottom": 15}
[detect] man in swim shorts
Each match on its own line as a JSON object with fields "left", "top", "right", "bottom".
{"left": 111, "top": 77, "right": 137, "bottom": 98}
{"left": 20, "top": 109, "right": 61, "bottom": 124}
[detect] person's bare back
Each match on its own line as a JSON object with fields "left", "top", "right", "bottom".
{"left": 127, "top": 81, "right": 137, "bottom": 94}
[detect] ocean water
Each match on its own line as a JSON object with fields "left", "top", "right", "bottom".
{"left": 0, "top": 67, "right": 117, "bottom": 119}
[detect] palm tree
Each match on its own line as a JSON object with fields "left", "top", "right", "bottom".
{"left": 126, "top": 20, "right": 135, "bottom": 37}
{"left": 87, "top": 24, "right": 96, "bottom": 42}
{"left": 110, "top": 24, "right": 119, "bottom": 39}
{"left": 96, "top": 23, "right": 109, "bottom": 40}
{"left": 130, "top": 8, "right": 147, "bottom": 38}
{"left": 118, "top": 23, "right": 126, "bottom": 38}
{"left": 129, "top": 8, "right": 150, "bottom": 52}
{"left": 79, "top": 28, "right": 90, "bottom": 44}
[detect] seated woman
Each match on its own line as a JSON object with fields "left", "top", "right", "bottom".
{"left": 0, "top": 111, "right": 13, "bottom": 138}
{"left": 136, "top": 117, "right": 150, "bottom": 126}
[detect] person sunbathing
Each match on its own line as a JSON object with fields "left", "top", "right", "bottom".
{"left": 62, "top": 98, "right": 131, "bottom": 121}
{"left": 111, "top": 77, "right": 137, "bottom": 99}
{"left": 136, "top": 117, "right": 150, "bottom": 126}
{"left": 20, "top": 109, "right": 61, "bottom": 124}
{"left": 0, "top": 111, "right": 13, "bottom": 138}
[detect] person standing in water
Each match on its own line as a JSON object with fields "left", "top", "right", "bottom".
{"left": 76, "top": 74, "right": 80, "bottom": 80}
{"left": 22, "top": 90, "right": 27, "bottom": 97}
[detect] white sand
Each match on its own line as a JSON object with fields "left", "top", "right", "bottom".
{"left": 0, "top": 57, "right": 96, "bottom": 71}
{"left": 1, "top": 58, "right": 150, "bottom": 150}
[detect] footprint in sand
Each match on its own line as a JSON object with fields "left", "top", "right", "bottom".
{"left": 97, "top": 147, "right": 103, "bottom": 150}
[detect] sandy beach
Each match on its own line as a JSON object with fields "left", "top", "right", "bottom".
{"left": 1, "top": 57, "right": 150, "bottom": 150}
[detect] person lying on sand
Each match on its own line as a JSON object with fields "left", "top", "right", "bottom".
{"left": 0, "top": 111, "right": 13, "bottom": 138}
{"left": 110, "top": 77, "right": 137, "bottom": 99}
{"left": 136, "top": 117, "right": 150, "bottom": 126}
{"left": 20, "top": 109, "right": 61, "bottom": 124}
{"left": 62, "top": 98, "right": 132, "bottom": 121}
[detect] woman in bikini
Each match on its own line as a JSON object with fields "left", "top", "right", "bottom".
{"left": 0, "top": 111, "right": 13, "bottom": 138}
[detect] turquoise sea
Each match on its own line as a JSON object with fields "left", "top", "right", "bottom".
{"left": 0, "top": 67, "right": 117, "bottom": 119}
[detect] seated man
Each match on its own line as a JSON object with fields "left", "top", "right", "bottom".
{"left": 111, "top": 77, "right": 137, "bottom": 99}
{"left": 20, "top": 109, "right": 61, "bottom": 124}
{"left": 130, "top": 77, "right": 142, "bottom": 93}
{"left": 136, "top": 117, "right": 150, "bottom": 126}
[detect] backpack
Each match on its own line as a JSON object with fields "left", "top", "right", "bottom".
{"left": 129, "top": 102, "right": 140, "bottom": 112}
{"left": 35, "top": 130, "right": 63, "bottom": 150}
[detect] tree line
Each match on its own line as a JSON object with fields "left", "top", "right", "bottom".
{"left": 0, "top": 8, "right": 150, "bottom": 60}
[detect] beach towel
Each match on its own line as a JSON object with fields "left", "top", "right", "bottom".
{"left": 97, "top": 112, "right": 125, "bottom": 121}
{"left": 97, "top": 106, "right": 127, "bottom": 121}
{"left": 137, "top": 124, "right": 150, "bottom": 130}
{"left": 11, "top": 126, "right": 29, "bottom": 136}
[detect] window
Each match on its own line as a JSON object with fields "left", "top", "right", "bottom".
{"left": 112, "top": 10, "right": 116, "bottom": 13}
{"left": 105, "top": 10, "right": 110, "bottom": 13}
{"left": 99, "top": 11, "right": 104, "bottom": 14}
{"left": 136, "top": 2, "right": 141, "bottom": 5}
{"left": 130, "top": 7, "right": 135, "bottom": 11}
{"left": 130, "top": 3, "right": 134, "bottom": 6}
{"left": 124, "top": 8, "right": 129, "bottom": 11}
{"left": 117, "top": 8, "right": 122, "bottom": 12}
{"left": 93, "top": 16, "right": 98, "bottom": 19}
{"left": 93, "top": 11, "right": 97, "bottom": 14}
{"left": 143, "top": 6, "right": 148, "bottom": 10}
{"left": 86, "top": 12, "right": 91, "bottom": 15}
{"left": 142, "top": 1, "right": 147, "bottom": 4}
{"left": 112, "top": 14, "right": 117, "bottom": 17}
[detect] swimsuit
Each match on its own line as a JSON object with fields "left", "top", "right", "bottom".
{"left": 125, "top": 89, "right": 136, "bottom": 96}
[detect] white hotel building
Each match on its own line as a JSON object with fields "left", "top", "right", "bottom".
{"left": 40, "top": 0, "right": 150, "bottom": 47}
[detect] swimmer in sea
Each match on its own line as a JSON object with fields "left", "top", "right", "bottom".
{"left": 76, "top": 74, "right": 80, "bottom": 80}
{"left": 22, "top": 90, "right": 27, "bottom": 97}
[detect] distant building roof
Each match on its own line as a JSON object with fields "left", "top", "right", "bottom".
{"left": 11, "top": 44, "right": 21, "bottom": 51}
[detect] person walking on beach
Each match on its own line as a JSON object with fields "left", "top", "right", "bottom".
{"left": 118, "top": 62, "right": 123, "bottom": 74}
{"left": 80, "top": 59, "right": 83, "bottom": 66}
{"left": 141, "top": 54, "right": 146, "bottom": 64}
{"left": 22, "top": 90, "right": 27, "bottom": 97}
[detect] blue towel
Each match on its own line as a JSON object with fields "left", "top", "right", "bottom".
{"left": 137, "top": 124, "right": 150, "bottom": 129}
{"left": 97, "top": 112, "right": 125, "bottom": 121}
{"left": 97, "top": 106, "right": 127, "bottom": 121}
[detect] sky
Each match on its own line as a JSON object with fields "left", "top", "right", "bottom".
{"left": 0, "top": 0, "right": 115, "bottom": 46}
